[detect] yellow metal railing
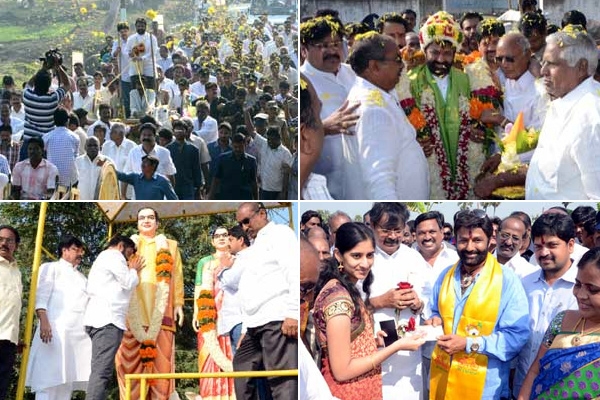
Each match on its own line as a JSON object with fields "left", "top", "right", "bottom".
{"left": 125, "top": 370, "right": 299, "bottom": 400}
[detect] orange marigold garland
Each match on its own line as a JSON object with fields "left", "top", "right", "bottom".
{"left": 156, "top": 249, "right": 173, "bottom": 283}
{"left": 140, "top": 340, "right": 157, "bottom": 369}
{"left": 196, "top": 290, "right": 217, "bottom": 333}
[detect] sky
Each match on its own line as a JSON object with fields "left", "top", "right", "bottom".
{"left": 299, "top": 201, "right": 599, "bottom": 221}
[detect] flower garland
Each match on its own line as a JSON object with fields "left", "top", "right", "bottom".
{"left": 196, "top": 260, "right": 234, "bottom": 372}
{"left": 420, "top": 88, "right": 472, "bottom": 199}
{"left": 127, "top": 234, "right": 173, "bottom": 378}
{"left": 395, "top": 71, "right": 430, "bottom": 138}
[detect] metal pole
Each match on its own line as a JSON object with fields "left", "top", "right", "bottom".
{"left": 125, "top": 377, "right": 131, "bottom": 400}
{"left": 16, "top": 202, "right": 48, "bottom": 400}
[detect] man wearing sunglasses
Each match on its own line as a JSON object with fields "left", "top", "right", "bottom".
{"left": 493, "top": 216, "right": 538, "bottom": 279}
{"left": 426, "top": 210, "right": 529, "bottom": 400}
{"left": 344, "top": 33, "right": 428, "bottom": 200}
{"left": 233, "top": 202, "right": 298, "bottom": 400}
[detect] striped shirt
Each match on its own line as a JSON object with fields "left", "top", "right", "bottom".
{"left": 22, "top": 87, "right": 66, "bottom": 138}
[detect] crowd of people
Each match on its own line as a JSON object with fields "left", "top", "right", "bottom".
{"left": 0, "top": 204, "right": 298, "bottom": 400}
{"left": 299, "top": 0, "right": 600, "bottom": 200}
{"left": 0, "top": 6, "right": 299, "bottom": 200}
{"left": 300, "top": 203, "right": 600, "bottom": 400}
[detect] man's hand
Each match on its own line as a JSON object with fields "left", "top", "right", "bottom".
{"left": 436, "top": 334, "right": 467, "bottom": 356}
{"left": 128, "top": 255, "right": 145, "bottom": 272}
{"left": 479, "top": 153, "right": 502, "bottom": 176}
{"left": 175, "top": 306, "right": 184, "bottom": 327}
{"left": 281, "top": 318, "right": 298, "bottom": 338}
{"left": 375, "top": 288, "right": 421, "bottom": 310}
{"left": 39, "top": 317, "right": 52, "bottom": 344}
{"left": 471, "top": 127, "right": 486, "bottom": 143}
{"left": 322, "top": 100, "right": 360, "bottom": 135}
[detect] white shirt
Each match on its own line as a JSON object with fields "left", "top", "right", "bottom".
{"left": 11, "top": 106, "right": 25, "bottom": 121}
{"left": 258, "top": 142, "right": 293, "bottom": 192}
{"left": 526, "top": 77, "right": 600, "bottom": 199}
{"left": 158, "top": 77, "right": 178, "bottom": 107}
{"left": 129, "top": 89, "right": 156, "bottom": 117}
{"left": 193, "top": 115, "right": 218, "bottom": 144}
{"left": 125, "top": 144, "right": 176, "bottom": 177}
{"left": 86, "top": 120, "right": 112, "bottom": 142}
{"left": 75, "top": 153, "right": 110, "bottom": 199}
{"left": 369, "top": 244, "right": 433, "bottom": 400}
{"left": 301, "top": 173, "right": 334, "bottom": 200}
{"left": 513, "top": 264, "right": 579, "bottom": 397}
{"left": 217, "top": 248, "right": 247, "bottom": 335}
{"left": 0, "top": 256, "right": 21, "bottom": 344}
{"left": 73, "top": 92, "right": 94, "bottom": 114}
{"left": 187, "top": 135, "right": 211, "bottom": 165}
{"left": 126, "top": 32, "right": 159, "bottom": 77}
{"left": 112, "top": 38, "right": 131, "bottom": 81}
{"left": 189, "top": 76, "right": 219, "bottom": 99}
{"left": 300, "top": 343, "right": 339, "bottom": 400}
{"left": 433, "top": 74, "right": 449, "bottom": 101}
{"left": 83, "top": 248, "right": 138, "bottom": 331}
{"left": 494, "top": 250, "right": 540, "bottom": 279}
{"left": 299, "top": 61, "right": 356, "bottom": 199}
{"left": 237, "top": 222, "right": 298, "bottom": 329}
{"left": 418, "top": 242, "right": 459, "bottom": 289}
{"left": 503, "top": 71, "right": 548, "bottom": 131}
{"left": 345, "top": 77, "right": 429, "bottom": 200}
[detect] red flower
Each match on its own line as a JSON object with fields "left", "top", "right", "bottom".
{"left": 407, "top": 317, "right": 416, "bottom": 332}
{"left": 398, "top": 281, "right": 413, "bottom": 289}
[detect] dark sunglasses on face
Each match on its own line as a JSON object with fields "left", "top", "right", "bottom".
{"left": 495, "top": 55, "right": 515, "bottom": 63}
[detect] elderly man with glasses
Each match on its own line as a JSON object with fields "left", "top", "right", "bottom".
{"left": 426, "top": 209, "right": 530, "bottom": 400}
{"left": 233, "top": 202, "right": 298, "bottom": 400}
{"left": 342, "top": 32, "right": 428, "bottom": 200}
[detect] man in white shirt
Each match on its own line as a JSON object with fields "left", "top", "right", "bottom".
{"left": 513, "top": 213, "right": 579, "bottom": 397}
{"left": 414, "top": 210, "right": 458, "bottom": 399}
{"left": 233, "top": 202, "right": 298, "bottom": 400}
{"left": 299, "top": 15, "right": 359, "bottom": 199}
{"left": 86, "top": 104, "right": 113, "bottom": 142}
{"left": 101, "top": 122, "right": 136, "bottom": 199}
{"left": 494, "top": 216, "right": 539, "bottom": 278}
{"left": 526, "top": 29, "right": 600, "bottom": 199}
{"left": 112, "top": 22, "right": 132, "bottom": 117}
{"left": 123, "top": 122, "right": 176, "bottom": 198}
{"left": 83, "top": 235, "right": 144, "bottom": 400}
{"left": 75, "top": 136, "right": 111, "bottom": 200}
{"left": 0, "top": 226, "right": 21, "bottom": 400}
{"left": 126, "top": 18, "right": 159, "bottom": 89}
{"left": 345, "top": 33, "right": 429, "bottom": 199}
{"left": 367, "top": 202, "right": 430, "bottom": 400}
{"left": 192, "top": 100, "right": 218, "bottom": 144}
{"left": 257, "top": 127, "right": 293, "bottom": 200}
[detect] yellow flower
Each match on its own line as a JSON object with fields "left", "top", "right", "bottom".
{"left": 300, "top": 77, "right": 308, "bottom": 90}
{"left": 365, "top": 89, "right": 384, "bottom": 107}
{"left": 146, "top": 9, "right": 158, "bottom": 20}
{"left": 207, "top": 6, "right": 215, "bottom": 15}
{"left": 80, "top": 7, "right": 87, "bottom": 14}
{"left": 91, "top": 2, "right": 97, "bottom": 9}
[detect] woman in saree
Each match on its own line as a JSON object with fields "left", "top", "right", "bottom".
{"left": 312, "top": 222, "right": 425, "bottom": 400}
{"left": 518, "top": 247, "right": 600, "bottom": 400}
{"left": 193, "top": 226, "right": 235, "bottom": 399}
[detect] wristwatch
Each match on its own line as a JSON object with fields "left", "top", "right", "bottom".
{"left": 470, "top": 342, "right": 480, "bottom": 353}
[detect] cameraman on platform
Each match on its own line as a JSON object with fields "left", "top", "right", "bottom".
{"left": 21, "top": 50, "right": 71, "bottom": 161}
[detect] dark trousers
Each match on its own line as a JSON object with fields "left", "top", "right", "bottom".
{"left": 233, "top": 321, "right": 298, "bottom": 400}
{"left": 85, "top": 324, "right": 124, "bottom": 400}
{"left": 0, "top": 340, "right": 16, "bottom": 400}
{"left": 120, "top": 80, "right": 132, "bottom": 118}
{"left": 259, "top": 190, "right": 280, "bottom": 200}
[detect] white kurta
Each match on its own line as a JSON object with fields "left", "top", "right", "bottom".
{"left": 299, "top": 61, "right": 356, "bottom": 199}
{"left": 526, "top": 77, "right": 600, "bottom": 199}
{"left": 345, "top": 77, "right": 429, "bottom": 200}
{"left": 369, "top": 245, "right": 433, "bottom": 400}
{"left": 26, "top": 259, "right": 91, "bottom": 392}
{"left": 494, "top": 250, "right": 539, "bottom": 279}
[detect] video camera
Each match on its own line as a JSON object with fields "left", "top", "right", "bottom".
{"left": 40, "top": 48, "right": 63, "bottom": 69}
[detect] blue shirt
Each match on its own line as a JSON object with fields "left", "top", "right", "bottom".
{"left": 207, "top": 141, "right": 232, "bottom": 183}
{"left": 166, "top": 140, "right": 203, "bottom": 193}
{"left": 214, "top": 151, "right": 257, "bottom": 200}
{"left": 430, "top": 260, "right": 531, "bottom": 399}
{"left": 116, "top": 171, "right": 178, "bottom": 200}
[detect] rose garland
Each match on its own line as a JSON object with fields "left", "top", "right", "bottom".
{"left": 128, "top": 234, "right": 173, "bottom": 379}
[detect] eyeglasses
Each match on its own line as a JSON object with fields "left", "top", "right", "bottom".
{"left": 0, "top": 236, "right": 16, "bottom": 245}
{"left": 238, "top": 208, "right": 261, "bottom": 226}
{"left": 375, "top": 226, "right": 404, "bottom": 237}
{"left": 213, "top": 233, "right": 229, "bottom": 239}
{"left": 378, "top": 56, "right": 403, "bottom": 64}
{"left": 310, "top": 41, "right": 342, "bottom": 50}
{"left": 498, "top": 231, "right": 523, "bottom": 243}
{"left": 495, "top": 55, "right": 516, "bottom": 64}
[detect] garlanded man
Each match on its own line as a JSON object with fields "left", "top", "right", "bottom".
{"left": 115, "top": 207, "right": 184, "bottom": 399}
{"left": 426, "top": 210, "right": 530, "bottom": 399}
{"left": 410, "top": 11, "right": 485, "bottom": 199}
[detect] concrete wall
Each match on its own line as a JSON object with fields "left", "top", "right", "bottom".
{"left": 540, "top": 0, "right": 598, "bottom": 26}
